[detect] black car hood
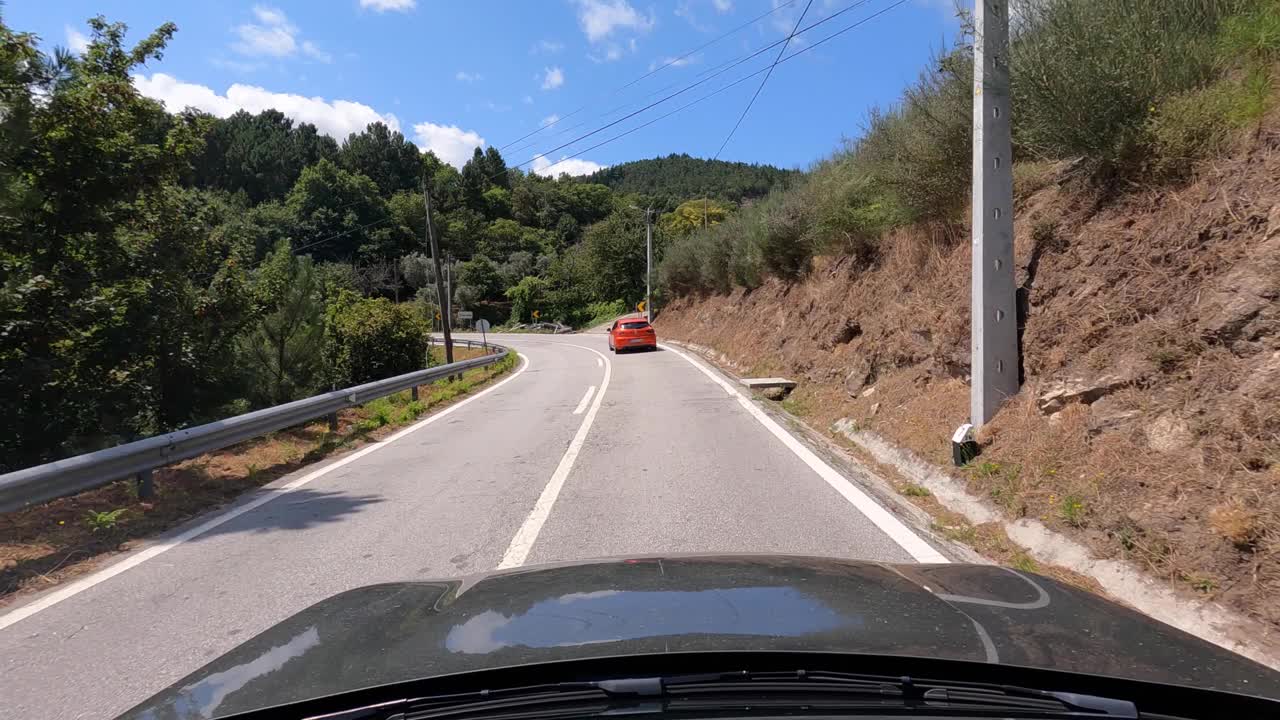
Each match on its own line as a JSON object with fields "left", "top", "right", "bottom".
{"left": 123, "top": 555, "right": 1280, "bottom": 719}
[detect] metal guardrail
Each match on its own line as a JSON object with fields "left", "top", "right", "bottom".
{"left": 0, "top": 339, "right": 510, "bottom": 514}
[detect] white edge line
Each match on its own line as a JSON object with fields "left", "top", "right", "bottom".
{"left": 596, "top": 357, "right": 603, "bottom": 368}
{"left": 0, "top": 353, "right": 532, "bottom": 632}
{"left": 658, "top": 343, "right": 948, "bottom": 564}
{"left": 572, "top": 386, "right": 596, "bottom": 415}
{"left": 498, "top": 344, "right": 611, "bottom": 569}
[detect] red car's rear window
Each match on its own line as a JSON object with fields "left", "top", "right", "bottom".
{"left": 620, "top": 321, "right": 651, "bottom": 330}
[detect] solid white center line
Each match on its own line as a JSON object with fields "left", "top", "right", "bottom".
{"left": 498, "top": 343, "right": 611, "bottom": 569}
{"left": 572, "top": 386, "right": 596, "bottom": 415}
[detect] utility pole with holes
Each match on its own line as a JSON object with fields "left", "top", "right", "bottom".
{"left": 424, "top": 182, "right": 454, "bottom": 367}
{"left": 644, "top": 207, "right": 654, "bottom": 323}
{"left": 969, "top": 0, "right": 1017, "bottom": 428}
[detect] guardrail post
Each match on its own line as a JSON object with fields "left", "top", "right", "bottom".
{"left": 136, "top": 469, "right": 154, "bottom": 500}
{"left": 328, "top": 412, "right": 338, "bottom": 432}
{"left": 411, "top": 385, "right": 419, "bottom": 401}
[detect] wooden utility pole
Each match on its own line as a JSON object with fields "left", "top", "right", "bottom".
{"left": 424, "top": 182, "right": 454, "bottom": 367}
{"left": 644, "top": 207, "right": 654, "bottom": 323}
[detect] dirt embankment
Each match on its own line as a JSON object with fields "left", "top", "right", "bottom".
{"left": 656, "top": 122, "right": 1280, "bottom": 632}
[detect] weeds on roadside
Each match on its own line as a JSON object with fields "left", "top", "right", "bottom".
{"left": 85, "top": 508, "right": 126, "bottom": 533}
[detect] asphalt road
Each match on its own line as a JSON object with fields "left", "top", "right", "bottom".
{"left": 0, "top": 332, "right": 945, "bottom": 720}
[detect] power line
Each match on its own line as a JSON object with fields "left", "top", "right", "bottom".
{"left": 497, "top": 0, "right": 800, "bottom": 152}
{"left": 713, "top": 0, "right": 813, "bottom": 160}
{"left": 504, "top": 0, "right": 878, "bottom": 180}
{"left": 533, "top": 0, "right": 909, "bottom": 179}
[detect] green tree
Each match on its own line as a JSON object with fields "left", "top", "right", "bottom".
{"left": 194, "top": 109, "right": 337, "bottom": 204}
{"left": 287, "top": 158, "right": 393, "bottom": 261}
{"left": 338, "top": 121, "right": 422, "bottom": 195}
{"left": 660, "top": 199, "right": 730, "bottom": 236}
{"left": 240, "top": 241, "right": 324, "bottom": 405}
{"left": 323, "top": 291, "right": 430, "bottom": 386}
{"left": 581, "top": 208, "right": 649, "bottom": 304}
{"left": 458, "top": 255, "right": 502, "bottom": 299}
{"left": 483, "top": 146, "right": 511, "bottom": 189}
{"left": 0, "top": 16, "right": 257, "bottom": 468}
{"left": 505, "top": 276, "right": 548, "bottom": 323}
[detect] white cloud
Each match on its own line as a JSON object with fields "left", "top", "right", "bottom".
{"left": 487, "top": 101, "right": 512, "bottom": 112}
{"left": 541, "top": 66, "right": 564, "bottom": 90}
{"left": 134, "top": 72, "right": 484, "bottom": 169}
{"left": 532, "top": 39, "right": 564, "bottom": 54}
{"left": 455, "top": 70, "right": 482, "bottom": 82}
{"left": 233, "top": 6, "right": 297, "bottom": 57}
{"left": 134, "top": 72, "right": 398, "bottom": 141}
{"left": 713, "top": 0, "right": 733, "bottom": 11}
{"left": 573, "top": 0, "right": 654, "bottom": 43}
{"left": 542, "top": 114, "right": 560, "bottom": 126}
{"left": 531, "top": 153, "right": 606, "bottom": 177}
{"left": 300, "top": 40, "right": 331, "bottom": 63}
{"left": 64, "top": 25, "right": 90, "bottom": 54}
{"left": 648, "top": 54, "right": 697, "bottom": 71}
{"left": 606, "top": 45, "right": 624, "bottom": 61}
{"left": 232, "top": 6, "right": 329, "bottom": 62}
{"left": 360, "top": 0, "right": 417, "bottom": 11}
{"left": 412, "top": 122, "right": 486, "bottom": 168}
{"left": 523, "top": 95, "right": 534, "bottom": 105}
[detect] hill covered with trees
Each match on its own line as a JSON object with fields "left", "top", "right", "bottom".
{"left": 580, "top": 153, "right": 799, "bottom": 205}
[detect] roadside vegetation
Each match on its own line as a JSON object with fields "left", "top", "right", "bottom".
{"left": 655, "top": 0, "right": 1280, "bottom": 631}
{"left": 0, "top": 347, "right": 516, "bottom": 605}
{"left": 0, "top": 12, "right": 792, "bottom": 473}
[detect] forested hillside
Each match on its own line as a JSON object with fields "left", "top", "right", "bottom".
{"left": 0, "top": 15, "right": 794, "bottom": 471}
{"left": 580, "top": 153, "right": 799, "bottom": 205}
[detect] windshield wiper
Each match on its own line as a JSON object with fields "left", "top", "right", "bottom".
{"left": 315, "top": 669, "right": 1140, "bottom": 720}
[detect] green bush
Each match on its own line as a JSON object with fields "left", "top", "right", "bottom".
{"left": 582, "top": 299, "right": 627, "bottom": 328}
{"left": 323, "top": 291, "right": 430, "bottom": 386}
{"left": 505, "top": 275, "right": 548, "bottom": 323}
{"left": 1012, "top": 0, "right": 1244, "bottom": 175}
{"left": 1149, "top": 67, "right": 1272, "bottom": 176}
{"left": 759, "top": 190, "right": 813, "bottom": 279}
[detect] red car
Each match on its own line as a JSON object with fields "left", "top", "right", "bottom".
{"left": 607, "top": 316, "right": 657, "bottom": 353}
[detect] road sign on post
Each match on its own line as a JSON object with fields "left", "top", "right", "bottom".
{"left": 969, "top": 0, "right": 1018, "bottom": 428}
{"left": 532, "top": 310, "right": 540, "bottom": 321}
{"left": 637, "top": 300, "right": 646, "bottom": 313}
{"left": 458, "top": 310, "right": 474, "bottom": 322}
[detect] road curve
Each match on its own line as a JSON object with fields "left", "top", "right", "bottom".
{"left": 0, "top": 332, "right": 943, "bottom": 720}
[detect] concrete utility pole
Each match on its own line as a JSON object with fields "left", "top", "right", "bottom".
{"left": 424, "top": 183, "right": 453, "bottom": 367}
{"left": 644, "top": 207, "right": 654, "bottom": 323}
{"left": 969, "top": 0, "right": 1017, "bottom": 427}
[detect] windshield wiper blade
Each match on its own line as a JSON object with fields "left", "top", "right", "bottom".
{"left": 335, "top": 669, "right": 1139, "bottom": 720}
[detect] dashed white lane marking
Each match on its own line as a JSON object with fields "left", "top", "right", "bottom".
{"left": 498, "top": 344, "right": 611, "bottom": 569}
{"left": 572, "top": 386, "right": 596, "bottom": 415}
{"left": 659, "top": 343, "right": 948, "bottom": 564}
{"left": 0, "top": 354, "right": 532, "bottom": 632}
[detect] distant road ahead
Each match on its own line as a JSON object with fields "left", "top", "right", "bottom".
{"left": 0, "top": 332, "right": 944, "bottom": 720}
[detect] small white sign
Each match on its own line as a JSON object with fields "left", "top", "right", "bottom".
{"left": 457, "top": 310, "right": 474, "bottom": 321}
{"left": 475, "top": 319, "right": 492, "bottom": 333}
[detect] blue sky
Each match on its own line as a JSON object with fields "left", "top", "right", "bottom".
{"left": 13, "top": 0, "right": 961, "bottom": 174}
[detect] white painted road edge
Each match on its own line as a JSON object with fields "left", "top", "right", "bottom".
{"left": 0, "top": 353, "right": 533, "bottom": 633}
{"left": 659, "top": 343, "right": 949, "bottom": 564}
{"left": 572, "top": 386, "right": 596, "bottom": 415}
{"left": 498, "top": 344, "right": 611, "bottom": 569}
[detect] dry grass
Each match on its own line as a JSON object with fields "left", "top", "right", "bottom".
{"left": 0, "top": 347, "right": 513, "bottom": 605}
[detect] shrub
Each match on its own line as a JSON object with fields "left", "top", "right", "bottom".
{"left": 323, "top": 291, "right": 430, "bottom": 386}
{"left": 582, "top": 299, "right": 627, "bottom": 328}
{"left": 505, "top": 275, "right": 548, "bottom": 323}
{"left": 759, "top": 190, "right": 813, "bottom": 279}
{"left": 1148, "top": 67, "right": 1272, "bottom": 176}
{"left": 1012, "top": 0, "right": 1243, "bottom": 176}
